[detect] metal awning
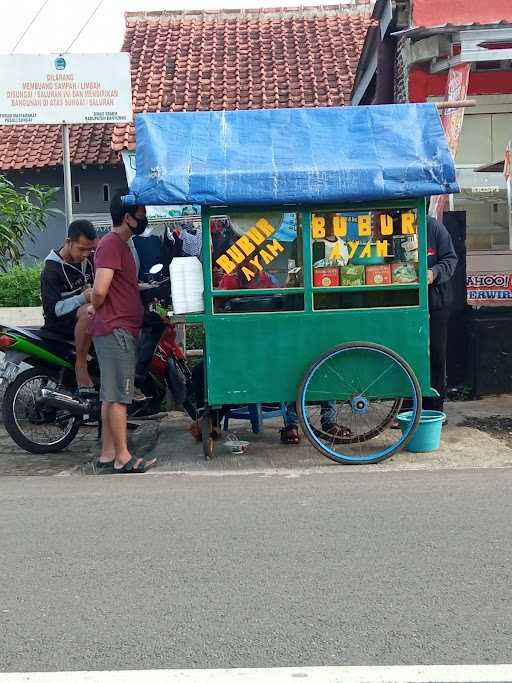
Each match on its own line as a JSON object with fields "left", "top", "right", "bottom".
{"left": 430, "top": 27, "right": 512, "bottom": 73}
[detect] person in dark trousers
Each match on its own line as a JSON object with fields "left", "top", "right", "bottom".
{"left": 425, "top": 215, "right": 458, "bottom": 413}
{"left": 40, "top": 219, "right": 97, "bottom": 393}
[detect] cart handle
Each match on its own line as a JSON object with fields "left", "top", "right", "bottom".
{"left": 435, "top": 99, "right": 476, "bottom": 109}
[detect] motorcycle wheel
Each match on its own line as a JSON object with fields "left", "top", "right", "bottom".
{"left": 3, "top": 367, "right": 80, "bottom": 454}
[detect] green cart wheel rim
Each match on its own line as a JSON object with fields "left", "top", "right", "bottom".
{"left": 298, "top": 342, "right": 422, "bottom": 464}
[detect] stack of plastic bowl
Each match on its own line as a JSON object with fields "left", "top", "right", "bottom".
{"left": 169, "top": 257, "right": 204, "bottom": 314}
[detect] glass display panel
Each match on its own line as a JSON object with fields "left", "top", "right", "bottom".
{"left": 311, "top": 208, "right": 420, "bottom": 291}
{"left": 211, "top": 212, "right": 303, "bottom": 290}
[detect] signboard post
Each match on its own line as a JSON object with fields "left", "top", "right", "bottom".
{"left": 429, "top": 63, "right": 471, "bottom": 222}
{"left": 0, "top": 53, "right": 132, "bottom": 231}
{"left": 62, "top": 124, "right": 73, "bottom": 227}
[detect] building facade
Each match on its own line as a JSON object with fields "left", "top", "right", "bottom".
{"left": 353, "top": 0, "right": 512, "bottom": 293}
{"left": 353, "top": 1, "right": 512, "bottom": 394}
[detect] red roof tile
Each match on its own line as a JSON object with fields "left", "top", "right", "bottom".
{"left": 0, "top": 123, "right": 119, "bottom": 171}
{"left": 113, "top": 5, "right": 374, "bottom": 151}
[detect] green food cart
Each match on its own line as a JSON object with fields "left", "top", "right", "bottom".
{"left": 127, "top": 103, "right": 459, "bottom": 464}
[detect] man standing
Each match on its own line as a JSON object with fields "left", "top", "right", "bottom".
{"left": 425, "top": 215, "right": 458, "bottom": 413}
{"left": 89, "top": 192, "right": 156, "bottom": 473}
{"left": 41, "top": 219, "right": 97, "bottom": 394}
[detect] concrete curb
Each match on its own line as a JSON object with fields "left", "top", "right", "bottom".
{"left": 0, "top": 307, "right": 43, "bottom": 327}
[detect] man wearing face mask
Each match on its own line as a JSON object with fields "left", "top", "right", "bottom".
{"left": 88, "top": 191, "right": 156, "bottom": 473}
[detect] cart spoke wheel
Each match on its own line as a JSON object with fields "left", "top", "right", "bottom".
{"left": 298, "top": 342, "right": 421, "bottom": 464}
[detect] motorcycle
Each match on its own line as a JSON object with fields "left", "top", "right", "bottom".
{"left": 0, "top": 265, "right": 197, "bottom": 454}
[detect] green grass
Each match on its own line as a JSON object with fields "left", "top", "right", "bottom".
{"left": 0, "top": 265, "right": 42, "bottom": 308}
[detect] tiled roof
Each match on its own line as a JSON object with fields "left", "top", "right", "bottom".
{"left": 0, "top": 123, "right": 119, "bottom": 171}
{"left": 112, "top": 5, "right": 373, "bottom": 151}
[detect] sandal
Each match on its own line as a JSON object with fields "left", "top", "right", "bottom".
{"left": 113, "top": 457, "right": 157, "bottom": 474}
{"left": 92, "top": 459, "right": 115, "bottom": 474}
{"left": 280, "top": 424, "right": 300, "bottom": 445}
{"left": 318, "top": 424, "right": 353, "bottom": 442}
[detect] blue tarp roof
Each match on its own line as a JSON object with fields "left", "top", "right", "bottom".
{"left": 128, "top": 104, "right": 458, "bottom": 207}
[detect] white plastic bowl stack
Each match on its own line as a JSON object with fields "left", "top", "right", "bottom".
{"left": 169, "top": 257, "right": 205, "bottom": 314}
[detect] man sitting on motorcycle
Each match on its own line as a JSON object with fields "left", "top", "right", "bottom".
{"left": 40, "top": 219, "right": 97, "bottom": 395}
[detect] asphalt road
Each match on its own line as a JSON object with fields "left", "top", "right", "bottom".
{"left": 1, "top": 467, "right": 511, "bottom": 673}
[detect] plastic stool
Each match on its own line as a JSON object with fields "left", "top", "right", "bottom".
{"left": 223, "top": 403, "right": 287, "bottom": 434}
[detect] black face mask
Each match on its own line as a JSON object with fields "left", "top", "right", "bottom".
{"left": 129, "top": 216, "right": 148, "bottom": 236}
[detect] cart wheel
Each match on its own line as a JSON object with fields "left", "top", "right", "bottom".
{"left": 202, "top": 408, "right": 215, "bottom": 461}
{"left": 298, "top": 342, "right": 421, "bottom": 465}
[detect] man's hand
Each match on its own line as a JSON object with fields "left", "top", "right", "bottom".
{"left": 83, "top": 287, "right": 93, "bottom": 303}
{"left": 87, "top": 304, "right": 96, "bottom": 320}
{"left": 428, "top": 269, "right": 435, "bottom": 285}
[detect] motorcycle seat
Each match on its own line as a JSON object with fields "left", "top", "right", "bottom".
{"left": 5, "top": 325, "right": 75, "bottom": 347}
{"left": 34, "top": 328, "right": 76, "bottom": 347}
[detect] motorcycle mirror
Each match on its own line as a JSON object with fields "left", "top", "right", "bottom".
{"left": 149, "top": 264, "right": 164, "bottom": 276}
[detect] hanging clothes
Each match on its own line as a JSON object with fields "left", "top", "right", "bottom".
{"left": 133, "top": 234, "right": 163, "bottom": 282}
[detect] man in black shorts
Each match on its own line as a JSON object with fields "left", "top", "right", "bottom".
{"left": 41, "top": 219, "right": 97, "bottom": 393}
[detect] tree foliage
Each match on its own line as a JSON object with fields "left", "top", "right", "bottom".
{"left": 0, "top": 175, "right": 60, "bottom": 271}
